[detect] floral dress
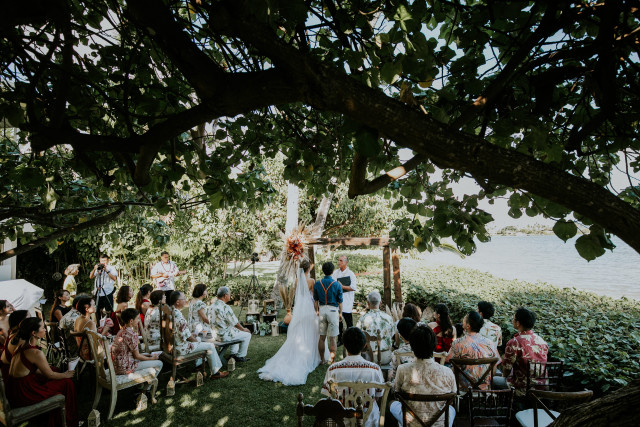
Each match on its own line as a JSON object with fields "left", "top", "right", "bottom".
{"left": 173, "top": 308, "right": 196, "bottom": 355}
{"left": 188, "top": 299, "right": 212, "bottom": 337}
{"left": 144, "top": 306, "right": 161, "bottom": 347}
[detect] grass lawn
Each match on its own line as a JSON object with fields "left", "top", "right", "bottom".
{"left": 86, "top": 307, "right": 341, "bottom": 427}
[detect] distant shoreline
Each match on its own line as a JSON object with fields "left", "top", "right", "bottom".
{"left": 489, "top": 225, "right": 554, "bottom": 236}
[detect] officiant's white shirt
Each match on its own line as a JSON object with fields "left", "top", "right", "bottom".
{"left": 333, "top": 267, "right": 357, "bottom": 313}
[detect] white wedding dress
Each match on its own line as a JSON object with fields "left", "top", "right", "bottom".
{"left": 258, "top": 268, "right": 329, "bottom": 385}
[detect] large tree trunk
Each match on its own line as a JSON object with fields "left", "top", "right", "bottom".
{"left": 285, "top": 183, "right": 299, "bottom": 234}
{"left": 553, "top": 379, "right": 640, "bottom": 426}
{"left": 310, "top": 194, "right": 333, "bottom": 237}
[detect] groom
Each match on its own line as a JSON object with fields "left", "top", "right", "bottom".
{"left": 314, "top": 261, "right": 343, "bottom": 364}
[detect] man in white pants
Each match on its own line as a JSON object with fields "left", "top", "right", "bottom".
{"left": 334, "top": 255, "right": 357, "bottom": 346}
{"left": 211, "top": 287, "right": 252, "bottom": 362}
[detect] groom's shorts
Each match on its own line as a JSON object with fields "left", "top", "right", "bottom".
{"left": 318, "top": 305, "right": 340, "bottom": 337}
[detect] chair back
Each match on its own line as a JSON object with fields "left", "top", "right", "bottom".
{"left": 397, "top": 391, "right": 456, "bottom": 427}
{"left": 44, "top": 321, "right": 58, "bottom": 345}
{"left": 450, "top": 357, "right": 499, "bottom": 392}
{"left": 328, "top": 380, "right": 392, "bottom": 427}
{"left": 526, "top": 360, "right": 564, "bottom": 393}
{"left": 85, "top": 329, "right": 117, "bottom": 388}
{"left": 297, "top": 393, "right": 363, "bottom": 427}
{"left": 138, "top": 318, "right": 151, "bottom": 353}
{"left": 362, "top": 330, "right": 382, "bottom": 365}
{"left": 0, "top": 370, "right": 13, "bottom": 424}
{"left": 529, "top": 389, "right": 593, "bottom": 427}
{"left": 433, "top": 352, "right": 447, "bottom": 365}
{"left": 159, "top": 304, "right": 174, "bottom": 355}
{"left": 466, "top": 386, "right": 515, "bottom": 427}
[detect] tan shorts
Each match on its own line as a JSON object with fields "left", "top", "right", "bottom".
{"left": 318, "top": 305, "right": 340, "bottom": 337}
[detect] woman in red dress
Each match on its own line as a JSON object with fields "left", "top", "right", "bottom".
{"left": 135, "top": 284, "right": 153, "bottom": 325}
{"left": 8, "top": 317, "right": 78, "bottom": 427}
{"left": 0, "top": 310, "right": 29, "bottom": 380}
{"left": 428, "top": 303, "right": 457, "bottom": 353}
{"left": 110, "top": 285, "right": 133, "bottom": 335}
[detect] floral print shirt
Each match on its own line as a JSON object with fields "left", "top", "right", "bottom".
{"left": 389, "top": 341, "right": 415, "bottom": 382}
{"left": 356, "top": 309, "right": 395, "bottom": 352}
{"left": 111, "top": 327, "right": 139, "bottom": 375}
{"left": 211, "top": 299, "right": 238, "bottom": 341}
{"left": 500, "top": 330, "right": 549, "bottom": 392}
{"left": 446, "top": 333, "right": 499, "bottom": 390}
{"left": 172, "top": 307, "right": 196, "bottom": 355}
{"left": 394, "top": 358, "right": 456, "bottom": 427}
{"left": 144, "top": 306, "right": 161, "bottom": 346}
{"left": 188, "top": 299, "right": 211, "bottom": 336}
{"left": 479, "top": 319, "right": 502, "bottom": 347}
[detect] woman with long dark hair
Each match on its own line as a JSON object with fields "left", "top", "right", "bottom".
{"left": 428, "top": 303, "right": 457, "bottom": 353}
{"left": 8, "top": 318, "right": 78, "bottom": 426}
{"left": 0, "top": 310, "right": 29, "bottom": 379}
{"left": 135, "top": 284, "right": 153, "bottom": 324}
{"left": 109, "top": 285, "right": 133, "bottom": 335}
{"left": 50, "top": 290, "right": 71, "bottom": 322}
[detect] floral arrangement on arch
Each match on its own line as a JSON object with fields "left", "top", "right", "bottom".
{"left": 274, "top": 225, "right": 310, "bottom": 310}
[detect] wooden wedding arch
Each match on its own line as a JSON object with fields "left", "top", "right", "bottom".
{"left": 306, "top": 237, "right": 401, "bottom": 308}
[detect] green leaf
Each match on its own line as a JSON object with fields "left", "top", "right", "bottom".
{"left": 553, "top": 220, "right": 577, "bottom": 242}
{"left": 380, "top": 61, "right": 403, "bottom": 85}
{"left": 354, "top": 126, "right": 381, "bottom": 157}
{"left": 215, "top": 129, "right": 227, "bottom": 140}
{"left": 575, "top": 234, "right": 605, "bottom": 261}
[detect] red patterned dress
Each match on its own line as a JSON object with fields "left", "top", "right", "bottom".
{"left": 433, "top": 322, "right": 454, "bottom": 353}
{"left": 7, "top": 344, "right": 78, "bottom": 427}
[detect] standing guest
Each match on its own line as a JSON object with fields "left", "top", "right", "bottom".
{"left": 477, "top": 301, "right": 503, "bottom": 347}
{"left": 111, "top": 308, "right": 163, "bottom": 377}
{"left": 389, "top": 318, "right": 418, "bottom": 382}
{"left": 188, "top": 284, "right": 213, "bottom": 338}
{"left": 445, "top": 311, "right": 499, "bottom": 390}
{"left": 110, "top": 285, "right": 133, "bottom": 336}
{"left": 390, "top": 325, "right": 456, "bottom": 427}
{"left": 313, "top": 262, "right": 343, "bottom": 364}
{"left": 8, "top": 318, "right": 78, "bottom": 427}
{"left": 402, "top": 303, "right": 423, "bottom": 323}
{"left": 321, "top": 327, "right": 384, "bottom": 427}
{"left": 0, "top": 310, "right": 29, "bottom": 379}
{"left": 333, "top": 255, "right": 357, "bottom": 344}
{"left": 211, "top": 287, "right": 252, "bottom": 362}
{"left": 90, "top": 254, "right": 118, "bottom": 320}
{"left": 63, "top": 264, "right": 80, "bottom": 297}
{"left": 50, "top": 290, "right": 71, "bottom": 322}
{"left": 428, "top": 303, "right": 457, "bottom": 353}
{"left": 498, "top": 307, "right": 549, "bottom": 394}
{"left": 170, "top": 291, "right": 228, "bottom": 379}
{"left": 356, "top": 291, "right": 395, "bottom": 365}
{"left": 59, "top": 294, "right": 90, "bottom": 358}
{"left": 0, "top": 300, "right": 15, "bottom": 348}
{"left": 74, "top": 297, "right": 111, "bottom": 361}
{"left": 150, "top": 251, "right": 187, "bottom": 301}
{"left": 144, "top": 290, "right": 167, "bottom": 349}
{"left": 135, "top": 284, "right": 153, "bottom": 324}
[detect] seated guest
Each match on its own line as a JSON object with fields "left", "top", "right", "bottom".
{"left": 0, "top": 300, "right": 14, "bottom": 348}
{"left": 445, "top": 311, "right": 499, "bottom": 390}
{"left": 402, "top": 303, "right": 423, "bottom": 323}
{"left": 0, "top": 310, "right": 29, "bottom": 379}
{"left": 59, "top": 294, "right": 90, "bottom": 358}
{"left": 498, "top": 307, "right": 548, "bottom": 394}
{"left": 428, "top": 303, "right": 456, "bottom": 353}
{"left": 321, "top": 327, "right": 384, "bottom": 427}
{"left": 169, "top": 291, "right": 228, "bottom": 379}
{"left": 477, "top": 301, "right": 502, "bottom": 347}
{"left": 74, "top": 297, "right": 111, "bottom": 361}
{"left": 389, "top": 318, "right": 418, "bottom": 382}
{"left": 390, "top": 325, "right": 456, "bottom": 427}
{"left": 210, "top": 287, "right": 252, "bottom": 362}
{"left": 50, "top": 290, "right": 71, "bottom": 322}
{"left": 110, "top": 285, "right": 134, "bottom": 335}
{"left": 111, "top": 308, "right": 163, "bottom": 377}
{"left": 356, "top": 291, "right": 395, "bottom": 365}
{"left": 188, "top": 284, "right": 214, "bottom": 338}
{"left": 144, "top": 290, "right": 167, "bottom": 348}
{"left": 135, "top": 284, "right": 154, "bottom": 325}
{"left": 8, "top": 318, "right": 78, "bottom": 427}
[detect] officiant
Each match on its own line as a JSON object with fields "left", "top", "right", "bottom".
{"left": 334, "top": 255, "right": 357, "bottom": 341}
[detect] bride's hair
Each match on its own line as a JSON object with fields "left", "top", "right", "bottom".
{"left": 300, "top": 259, "right": 311, "bottom": 273}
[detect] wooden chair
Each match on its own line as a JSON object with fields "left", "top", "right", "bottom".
{"left": 433, "top": 351, "right": 447, "bottom": 365}
{"left": 450, "top": 357, "right": 500, "bottom": 393}
{"left": 461, "top": 386, "right": 515, "bottom": 427}
{"left": 159, "top": 305, "right": 208, "bottom": 379}
{"left": 85, "top": 329, "right": 159, "bottom": 420}
{"left": 297, "top": 393, "right": 363, "bottom": 427}
{"left": 396, "top": 391, "right": 456, "bottom": 427}
{"left": 327, "top": 380, "right": 393, "bottom": 427}
{"left": 43, "top": 321, "right": 64, "bottom": 368}
{"left": 515, "top": 389, "right": 593, "bottom": 427}
{"left": 525, "top": 360, "right": 564, "bottom": 393}
{"left": 360, "top": 330, "right": 393, "bottom": 378}
{"left": 0, "top": 371, "right": 67, "bottom": 427}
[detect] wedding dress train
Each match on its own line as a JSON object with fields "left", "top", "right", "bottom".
{"left": 258, "top": 268, "right": 329, "bottom": 385}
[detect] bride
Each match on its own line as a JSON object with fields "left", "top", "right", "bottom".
{"left": 258, "top": 259, "right": 329, "bottom": 385}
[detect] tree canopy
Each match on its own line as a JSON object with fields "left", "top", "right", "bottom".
{"left": 1, "top": 0, "right": 639, "bottom": 261}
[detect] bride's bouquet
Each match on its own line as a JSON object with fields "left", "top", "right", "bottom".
{"left": 274, "top": 225, "right": 310, "bottom": 311}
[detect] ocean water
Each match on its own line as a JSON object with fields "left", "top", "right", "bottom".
{"left": 418, "top": 235, "right": 640, "bottom": 300}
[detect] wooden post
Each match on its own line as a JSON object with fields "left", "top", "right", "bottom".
{"left": 308, "top": 246, "right": 316, "bottom": 280}
{"left": 382, "top": 246, "right": 391, "bottom": 309}
{"left": 392, "top": 248, "right": 402, "bottom": 302}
